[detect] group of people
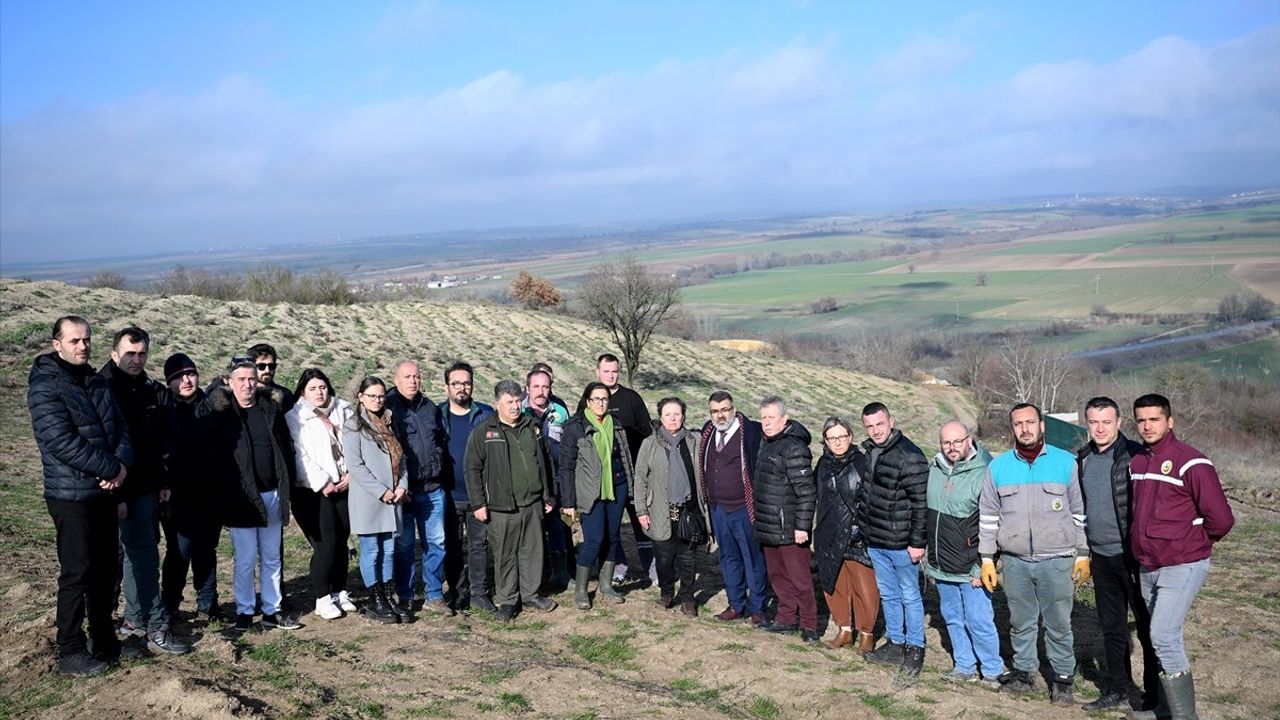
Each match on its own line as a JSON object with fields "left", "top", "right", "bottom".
{"left": 30, "top": 314, "right": 1232, "bottom": 719}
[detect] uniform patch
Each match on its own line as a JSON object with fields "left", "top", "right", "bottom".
{"left": 1051, "top": 498, "right": 1063, "bottom": 511}
{"left": 1160, "top": 460, "right": 1173, "bottom": 475}
{"left": 486, "top": 430, "right": 501, "bottom": 439}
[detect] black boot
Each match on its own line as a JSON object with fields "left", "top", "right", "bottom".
{"left": 387, "top": 584, "right": 412, "bottom": 623}
{"left": 597, "top": 562, "right": 625, "bottom": 604}
{"left": 365, "top": 583, "right": 400, "bottom": 623}
{"left": 549, "top": 550, "right": 572, "bottom": 590}
{"left": 1050, "top": 675, "right": 1075, "bottom": 706}
{"left": 864, "top": 640, "right": 905, "bottom": 666}
{"left": 1160, "top": 672, "right": 1198, "bottom": 720}
{"left": 573, "top": 565, "right": 592, "bottom": 610}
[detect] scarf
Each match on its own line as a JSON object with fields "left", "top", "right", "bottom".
{"left": 312, "top": 398, "right": 346, "bottom": 475}
{"left": 1016, "top": 441, "right": 1044, "bottom": 464}
{"left": 661, "top": 426, "right": 691, "bottom": 505}
{"left": 365, "top": 408, "right": 403, "bottom": 489}
{"left": 585, "top": 411, "right": 616, "bottom": 501}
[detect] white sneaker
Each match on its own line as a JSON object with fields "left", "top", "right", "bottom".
{"left": 314, "top": 595, "right": 342, "bottom": 620}
{"left": 335, "top": 591, "right": 358, "bottom": 613}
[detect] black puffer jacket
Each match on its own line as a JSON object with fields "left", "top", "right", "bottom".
{"left": 857, "top": 430, "right": 928, "bottom": 549}
{"left": 100, "top": 360, "right": 174, "bottom": 498}
{"left": 169, "top": 390, "right": 210, "bottom": 504}
{"left": 199, "top": 384, "right": 295, "bottom": 528}
{"left": 1076, "top": 432, "right": 1144, "bottom": 543}
{"left": 814, "top": 447, "right": 871, "bottom": 594}
{"left": 28, "top": 353, "right": 133, "bottom": 501}
{"left": 752, "top": 421, "right": 815, "bottom": 546}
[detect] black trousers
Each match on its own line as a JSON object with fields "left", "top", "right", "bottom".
{"left": 293, "top": 486, "right": 351, "bottom": 599}
{"left": 1093, "top": 552, "right": 1161, "bottom": 697}
{"left": 652, "top": 535, "right": 698, "bottom": 603}
{"left": 445, "top": 497, "right": 492, "bottom": 601}
{"left": 47, "top": 496, "right": 119, "bottom": 657}
{"left": 160, "top": 496, "right": 222, "bottom": 612}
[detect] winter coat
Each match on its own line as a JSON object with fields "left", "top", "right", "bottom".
{"left": 1129, "top": 430, "right": 1234, "bottom": 570}
{"left": 463, "top": 412, "right": 554, "bottom": 513}
{"left": 752, "top": 420, "right": 816, "bottom": 547}
{"left": 925, "top": 443, "right": 993, "bottom": 583}
{"left": 99, "top": 360, "right": 175, "bottom": 498}
{"left": 813, "top": 447, "right": 871, "bottom": 594}
{"left": 576, "top": 384, "right": 651, "bottom": 462}
{"left": 169, "top": 389, "right": 210, "bottom": 504}
{"left": 1075, "top": 433, "right": 1144, "bottom": 547}
{"left": 342, "top": 407, "right": 407, "bottom": 536}
{"left": 28, "top": 353, "right": 133, "bottom": 502}
{"left": 978, "top": 444, "right": 1086, "bottom": 560}
{"left": 557, "top": 414, "right": 634, "bottom": 513}
{"left": 200, "top": 385, "right": 294, "bottom": 528}
{"left": 696, "top": 413, "right": 763, "bottom": 519}
{"left": 384, "top": 388, "right": 442, "bottom": 492}
{"left": 633, "top": 423, "right": 710, "bottom": 543}
{"left": 436, "top": 399, "right": 494, "bottom": 501}
{"left": 286, "top": 398, "right": 355, "bottom": 492}
{"left": 856, "top": 430, "right": 929, "bottom": 550}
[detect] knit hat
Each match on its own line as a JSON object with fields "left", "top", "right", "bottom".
{"left": 163, "top": 353, "right": 198, "bottom": 382}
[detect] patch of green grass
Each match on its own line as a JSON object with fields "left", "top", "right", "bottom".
{"left": 670, "top": 677, "right": 722, "bottom": 705}
{"left": 858, "top": 691, "right": 927, "bottom": 720}
{"left": 339, "top": 634, "right": 371, "bottom": 652}
{"left": 352, "top": 699, "right": 386, "bottom": 719}
{"left": 402, "top": 698, "right": 463, "bottom": 718}
{"left": 715, "top": 641, "right": 753, "bottom": 654}
{"left": 480, "top": 666, "right": 519, "bottom": 684}
{"left": 566, "top": 632, "right": 637, "bottom": 668}
{"left": 248, "top": 638, "right": 289, "bottom": 663}
{"left": 749, "top": 694, "right": 783, "bottom": 719}
{"left": 0, "top": 675, "right": 80, "bottom": 717}
{"left": 497, "top": 692, "right": 531, "bottom": 713}
{"left": 380, "top": 660, "right": 411, "bottom": 673}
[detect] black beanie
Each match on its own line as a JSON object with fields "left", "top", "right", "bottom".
{"left": 163, "top": 353, "right": 198, "bottom": 382}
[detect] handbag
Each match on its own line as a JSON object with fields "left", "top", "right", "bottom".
{"left": 674, "top": 503, "right": 707, "bottom": 544}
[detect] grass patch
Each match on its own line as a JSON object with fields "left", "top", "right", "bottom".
{"left": 497, "top": 692, "right": 531, "bottom": 713}
{"left": 749, "top": 694, "right": 783, "bottom": 719}
{"left": 566, "top": 632, "right": 637, "bottom": 668}
{"left": 480, "top": 666, "right": 520, "bottom": 684}
{"left": 339, "top": 635, "right": 371, "bottom": 652}
{"left": 715, "top": 641, "right": 753, "bottom": 654}
{"left": 670, "top": 677, "right": 722, "bottom": 705}
{"left": 858, "top": 690, "right": 927, "bottom": 720}
{"left": 402, "top": 698, "right": 464, "bottom": 717}
{"left": 379, "top": 660, "right": 411, "bottom": 673}
{"left": 0, "top": 675, "right": 81, "bottom": 717}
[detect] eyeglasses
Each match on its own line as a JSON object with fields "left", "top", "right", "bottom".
{"left": 586, "top": 396, "right": 609, "bottom": 404}
{"left": 361, "top": 393, "right": 386, "bottom": 401}
{"left": 941, "top": 436, "right": 970, "bottom": 448}
{"left": 448, "top": 381, "right": 473, "bottom": 388}
{"left": 824, "top": 433, "right": 851, "bottom": 443}
{"left": 256, "top": 362, "right": 277, "bottom": 371}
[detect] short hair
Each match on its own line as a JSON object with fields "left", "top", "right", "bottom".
{"left": 247, "top": 343, "right": 277, "bottom": 361}
{"left": 821, "top": 416, "right": 854, "bottom": 440}
{"left": 112, "top": 325, "right": 150, "bottom": 351}
{"left": 1010, "top": 402, "right": 1042, "bottom": 421}
{"left": 493, "top": 379, "right": 522, "bottom": 401}
{"left": 227, "top": 355, "right": 257, "bottom": 375}
{"left": 597, "top": 353, "right": 620, "bottom": 366}
{"left": 393, "top": 359, "right": 419, "bottom": 376}
{"left": 1085, "top": 396, "right": 1121, "bottom": 416}
{"left": 444, "top": 361, "right": 474, "bottom": 383}
{"left": 1133, "top": 393, "right": 1172, "bottom": 418}
{"left": 708, "top": 390, "right": 734, "bottom": 405}
{"left": 526, "top": 369, "right": 551, "bottom": 386}
{"left": 293, "top": 367, "right": 334, "bottom": 401}
{"left": 759, "top": 394, "right": 787, "bottom": 416}
{"left": 52, "top": 315, "right": 90, "bottom": 340}
{"left": 530, "top": 362, "right": 554, "bottom": 376}
{"left": 655, "top": 396, "right": 686, "bottom": 417}
{"left": 861, "top": 402, "right": 890, "bottom": 419}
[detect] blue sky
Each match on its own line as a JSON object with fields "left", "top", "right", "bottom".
{"left": 2, "top": 1, "right": 1278, "bottom": 264}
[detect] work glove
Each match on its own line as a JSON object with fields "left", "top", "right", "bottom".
{"left": 980, "top": 559, "right": 998, "bottom": 592}
{"left": 1072, "top": 557, "right": 1092, "bottom": 588}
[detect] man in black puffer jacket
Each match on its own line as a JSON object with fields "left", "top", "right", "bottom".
{"left": 857, "top": 402, "right": 929, "bottom": 682}
{"left": 28, "top": 316, "right": 133, "bottom": 676}
{"left": 752, "top": 395, "right": 818, "bottom": 643}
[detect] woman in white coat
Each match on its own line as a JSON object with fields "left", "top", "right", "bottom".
{"left": 343, "top": 376, "right": 410, "bottom": 624}
{"left": 286, "top": 368, "right": 356, "bottom": 620}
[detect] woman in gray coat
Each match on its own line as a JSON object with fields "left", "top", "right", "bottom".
{"left": 634, "top": 397, "right": 711, "bottom": 617}
{"left": 342, "top": 376, "right": 409, "bottom": 624}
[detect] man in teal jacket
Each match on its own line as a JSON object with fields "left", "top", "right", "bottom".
{"left": 924, "top": 422, "right": 1005, "bottom": 689}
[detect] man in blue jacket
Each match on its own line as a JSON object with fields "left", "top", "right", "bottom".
{"left": 29, "top": 316, "right": 133, "bottom": 676}
{"left": 435, "top": 361, "right": 494, "bottom": 612}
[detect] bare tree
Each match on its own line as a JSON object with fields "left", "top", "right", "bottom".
{"left": 987, "top": 334, "right": 1079, "bottom": 413}
{"left": 578, "top": 255, "right": 680, "bottom": 383}
{"left": 84, "top": 270, "right": 128, "bottom": 289}
{"left": 907, "top": 263, "right": 918, "bottom": 274}
{"left": 975, "top": 271, "right": 989, "bottom": 287}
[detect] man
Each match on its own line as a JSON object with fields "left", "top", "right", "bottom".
{"left": 924, "top": 422, "right": 1004, "bottom": 689}
{"left": 101, "top": 326, "right": 189, "bottom": 655}
{"left": 431, "top": 361, "right": 493, "bottom": 612}
{"left": 752, "top": 396, "right": 819, "bottom": 643}
{"left": 1076, "top": 396, "right": 1159, "bottom": 712}
{"left": 979, "top": 403, "right": 1090, "bottom": 705}
{"left": 247, "top": 343, "right": 295, "bottom": 412}
{"left": 203, "top": 356, "right": 299, "bottom": 632}
{"left": 1128, "top": 394, "right": 1234, "bottom": 720}
{"left": 576, "top": 353, "right": 655, "bottom": 583}
{"left": 384, "top": 360, "right": 447, "bottom": 615}
{"left": 159, "top": 353, "right": 224, "bottom": 623}
{"left": 29, "top": 316, "right": 132, "bottom": 676}
{"left": 463, "top": 380, "right": 557, "bottom": 622}
{"left": 857, "top": 402, "right": 929, "bottom": 682}
{"left": 697, "top": 390, "right": 767, "bottom": 624}
{"left": 523, "top": 367, "right": 572, "bottom": 589}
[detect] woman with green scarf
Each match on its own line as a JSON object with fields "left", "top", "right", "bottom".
{"left": 558, "top": 382, "right": 635, "bottom": 610}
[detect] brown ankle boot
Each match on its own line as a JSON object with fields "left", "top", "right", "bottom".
{"left": 856, "top": 631, "right": 875, "bottom": 653}
{"left": 824, "top": 630, "right": 854, "bottom": 650}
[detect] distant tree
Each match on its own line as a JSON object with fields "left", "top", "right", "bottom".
{"left": 907, "top": 263, "right": 918, "bottom": 274}
{"left": 976, "top": 272, "right": 989, "bottom": 287}
{"left": 84, "top": 270, "right": 127, "bottom": 290}
{"left": 810, "top": 296, "right": 840, "bottom": 314}
{"left": 1217, "top": 291, "right": 1274, "bottom": 323}
{"left": 245, "top": 263, "right": 295, "bottom": 303}
{"left": 510, "top": 271, "right": 563, "bottom": 309}
{"left": 578, "top": 255, "right": 680, "bottom": 383}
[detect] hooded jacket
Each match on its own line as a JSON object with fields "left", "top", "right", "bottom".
{"left": 286, "top": 397, "right": 356, "bottom": 492}
{"left": 200, "top": 384, "right": 295, "bottom": 528}
{"left": 925, "top": 442, "right": 992, "bottom": 582}
{"left": 856, "top": 429, "right": 929, "bottom": 550}
{"left": 28, "top": 352, "right": 133, "bottom": 501}
{"left": 751, "top": 420, "right": 815, "bottom": 546}
{"left": 99, "top": 359, "right": 174, "bottom": 498}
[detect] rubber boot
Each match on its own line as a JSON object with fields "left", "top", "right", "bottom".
{"left": 1160, "top": 672, "right": 1199, "bottom": 720}
{"left": 574, "top": 565, "right": 592, "bottom": 610}
{"left": 597, "top": 561, "right": 625, "bottom": 603}
{"left": 550, "top": 550, "right": 572, "bottom": 590}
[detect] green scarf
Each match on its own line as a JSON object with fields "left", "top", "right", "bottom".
{"left": 585, "top": 411, "right": 616, "bottom": 501}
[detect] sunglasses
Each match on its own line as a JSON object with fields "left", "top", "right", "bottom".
{"left": 256, "top": 362, "right": 278, "bottom": 371}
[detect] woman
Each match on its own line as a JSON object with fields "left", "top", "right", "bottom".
{"left": 813, "top": 416, "right": 880, "bottom": 651}
{"left": 286, "top": 368, "right": 356, "bottom": 621}
{"left": 558, "top": 382, "right": 634, "bottom": 610}
{"left": 342, "top": 376, "right": 410, "bottom": 624}
{"left": 633, "top": 397, "right": 710, "bottom": 617}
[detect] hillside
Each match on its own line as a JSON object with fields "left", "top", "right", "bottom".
{"left": 1, "top": 280, "right": 1277, "bottom": 720}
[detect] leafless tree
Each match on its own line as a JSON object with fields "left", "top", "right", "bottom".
{"left": 907, "top": 263, "right": 918, "bottom": 274}
{"left": 578, "top": 255, "right": 680, "bottom": 383}
{"left": 987, "top": 334, "right": 1079, "bottom": 413}
{"left": 976, "top": 271, "right": 989, "bottom": 287}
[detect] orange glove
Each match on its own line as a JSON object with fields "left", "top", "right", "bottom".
{"left": 981, "top": 559, "right": 998, "bottom": 592}
{"left": 1072, "top": 557, "right": 1092, "bottom": 588}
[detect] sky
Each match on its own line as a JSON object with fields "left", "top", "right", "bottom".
{"left": 2, "top": 1, "right": 1278, "bottom": 265}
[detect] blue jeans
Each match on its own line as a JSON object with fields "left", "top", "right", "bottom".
{"left": 711, "top": 505, "right": 768, "bottom": 615}
{"left": 936, "top": 579, "right": 1005, "bottom": 677}
{"left": 576, "top": 480, "right": 628, "bottom": 569}
{"left": 359, "top": 533, "right": 395, "bottom": 588}
{"left": 394, "top": 487, "right": 447, "bottom": 601}
{"left": 119, "top": 493, "right": 167, "bottom": 632}
{"left": 1002, "top": 555, "right": 1075, "bottom": 677}
{"left": 868, "top": 547, "right": 925, "bottom": 647}
{"left": 1140, "top": 558, "right": 1210, "bottom": 675}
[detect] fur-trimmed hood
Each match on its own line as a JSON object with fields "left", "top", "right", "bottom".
{"left": 208, "top": 382, "right": 287, "bottom": 412}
